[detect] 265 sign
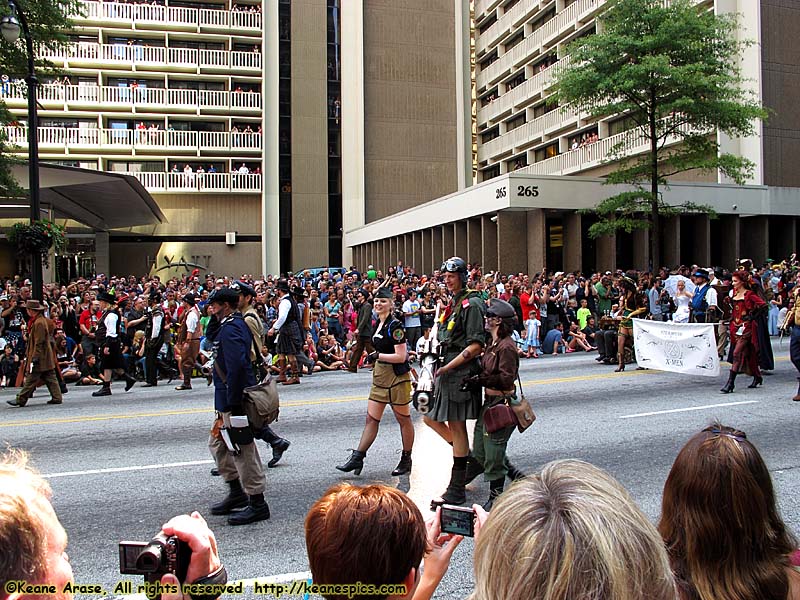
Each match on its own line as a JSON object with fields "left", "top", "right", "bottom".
{"left": 495, "top": 184, "right": 539, "bottom": 199}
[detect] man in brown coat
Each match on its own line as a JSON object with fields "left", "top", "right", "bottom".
{"left": 7, "top": 300, "right": 63, "bottom": 407}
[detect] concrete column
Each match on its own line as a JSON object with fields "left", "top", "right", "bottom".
{"left": 481, "top": 215, "right": 499, "bottom": 272}
{"left": 719, "top": 215, "right": 740, "bottom": 269}
{"left": 596, "top": 234, "right": 616, "bottom": 272}
{"left": 403, "top": 233, "right": 411, "bottom": 266}
{"left": 497, "top": 211, "right": 527, "bottom": 274}
{"left": 454, "top": 221, "right": 468, "bottom": 258}
{"left": 421, "top": 229, "right": 433, "bottom": 274}
{"left": 467, "top": 218, "right": 482, "bottom": 265}
{"left": 563, "top": 212, "right": 582, "bottom": 273}
{"left": 412, "top": 231, "right": 422, "bottom": 273}
{"left": 692, "top": 215, "right": 711, "bottom": 267}
{"left": 95, "top": 232, "right": 110, "bottom": 277}
{"left": 383, "top": 239, "right": 390, "bottom": 269}
{"left": 388, "top": 237, "right": 395, "bottom": 267}
{"left": 740, "top": 215, "right": 769, "bottom": 265}
{"left": 432, "top": 227, "right": 443, "bottom": 270}
{"left": 443, "top": 224, "right": 455, "bottom": 259}
{"left": 663, "top": 216, "right": 681, "bottom": 267}
{"left": 632, "top": 228, "right": 649, "bottom": 272}
{"left": 527, "top": 209, "right": 546, "bottom": 273}
{"left": 262, "top": 0, "right": 280, "bottom": 275}
{"left": 769, "top": 215, "right": 795, "bottom": 261}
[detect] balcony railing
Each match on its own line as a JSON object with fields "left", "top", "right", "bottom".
{"left": 477, "top": 0, "right": 603, "bottom": 90}
{"left": 0, "top": 83, "right": 262, "bottom": 111}
{"left": 124, "top": 171, "right": 262, "bottom": 193}
{"left": 476, "top": 0, "right": 539, "bottom": 57}
{"left": 518, "top": 120, "right": 693, "bottom": 176}
{"left": 3, "top": 126, "right": 262, "bottom": 152}
{"left": 76, "top": 1, "right": 262, "bottom": 31}
{"left": 40, "top": 43, "right": 262, "bottom": 71}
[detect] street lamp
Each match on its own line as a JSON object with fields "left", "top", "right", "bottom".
{"left": 2, "top": 0, "right": 42, "bottom": 301}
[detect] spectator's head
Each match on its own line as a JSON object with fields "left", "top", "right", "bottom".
{"left": 0, "top": 450, "right": 74, "bottom": 600}
{"left": 305, "top": 484, "right": 426, "bottom": 600}
{"left": 472, "top": 460, "right": 675, "bottom": 600}
{"left": 658, "top": 423, "right": 798, "bottom": 600}
{"left": 580, "top": 299, "right": 588, "bottom": 308}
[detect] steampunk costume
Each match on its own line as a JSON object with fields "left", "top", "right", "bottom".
{"left": 347, "top": 289, "right": 375, "bottom": 373}
{"left": 7, "top": 300, "right": 62, "bottom": 407}
{"left": 175, "top": 293, "right": 201, "bottom": 390}
{"left": 272, "top": 279, "right": 303, "bottom": 385}
{"left": 615, "top": 277, "right": 647, "bottom": 372}
{"left": 92, "top": 292, "right": 136, "bottom": 397}
{"left": 721, "top": 274, "right": 767, "bottom": 393}
{"left": 142, "top": 292, "right": 165, "bottom": 387}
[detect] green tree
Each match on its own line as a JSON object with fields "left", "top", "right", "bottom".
{"left": 554, "top": 0, "right": 766, "bottom": 269}
{"left": 0, "top": 0, "right": 80, "bottom": 195}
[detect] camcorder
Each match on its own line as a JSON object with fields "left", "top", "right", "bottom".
{"left": 119, "top": 532, "right": 191, "bottom": 599}
{"left": 440, "top": 504, "right": 475, "bottom": 537}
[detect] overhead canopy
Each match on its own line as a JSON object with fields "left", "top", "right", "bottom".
{"left": 2, "top": 163, "right": 167, "bottom": 231}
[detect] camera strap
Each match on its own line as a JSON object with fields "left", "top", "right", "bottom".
{"left": 188, "top": 564, "right": 228, "bottom": 600}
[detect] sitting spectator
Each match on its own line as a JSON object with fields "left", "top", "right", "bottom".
{"left": 470, "top": 459, "right": 677, "bottom": 600}
{"left": 541, "top": 322, "right": 565, "bottom": 356}
{"left": 305, "top": 483, "right": 461, "bottom": 600}
{"left": 76, "top": 353, "right": 103, "bottom": 386}
{"left": 659, "top": 423, "right": 800, "bottom": 600}
{"left": 315, "top": 335, "right": 346, "bottom": 371}
{"left": 0, "top": 344, "right": 19, "bottom": 387}
{"left": 582, "top": 316, "right": 598, "bottom": 347}
{"left": 566, "top": 322, "right": 594, "bottom": 352}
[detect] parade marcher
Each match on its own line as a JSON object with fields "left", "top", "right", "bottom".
{"left": 721, "top": 270, "right": 767, "bottom": 393}
{"left": 291, "top": 285, "right": 314, "bottom": 376}
{"left": 175, "top": 293, "right": 201, "bottom": 390}
{"left": 336, "top": 286, "right": 414, "bottom": 476}
{"left": 141, "top": 291, "right": 165, "bottom": 387}
{"left": 233, "top": 280, "right": 291, "bottom": 468}
{"left": 614, "top": 276, "right": 647, "bottom": 372}
{"left": 267, "top": 279, "right": 303, "bottom": 385}
{"left": 426, "top": 257, "right": 486, "bottom": 507}
{"left": 460, "top": 299, "right": 525, "bottom": 511}
{"left": 347, "top": 288, "right": 375, "bottom": 373}
{"left": 690, "top": 270, "right": 718, "bottom": 323}
{"left": 91, "top": 292, "right": 136, "bottom": 397}
{"left": 7, "top": 300, "right": 63, "bottom": 407}
{"left": 783, "top": 273, "right": 800, "bottom": 401}
{"left": 208, "top": 287, "right": 270, "bottom": 525}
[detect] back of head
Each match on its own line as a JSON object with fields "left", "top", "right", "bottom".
{"left": 0, "top": 450, "right": 52, "bottom": 599}
{"left": 472, "top": 459, "right": 675, "bottom": 600}
{"left": 658, "top": 423, "right": 797, "bottom": 600}
{"left": 305, "top": 484, "right": 426, "bottom": 600}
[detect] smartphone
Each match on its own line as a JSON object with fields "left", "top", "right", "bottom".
{"left": 440, "top": 504, "right": 475, "bottom": 537}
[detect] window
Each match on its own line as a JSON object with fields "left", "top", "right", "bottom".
{"left": 530, "top": 8, "right": 555, "bottom": 33}
{"left": 478, "top": 14, "right": 497, "bottom": 34}
{"left": 535, "top": 142, "right": 559, "bottom": 162}
{"left": 504, "top": 31, "right": 524, "bottom": 52}
{"left": 481, "top": 127, "right": 500, "bottom": 143}
{"left": 107, "top": 161, "right": 163, "bottom": 172}
{"left": 505, "top": 112, "right": 526, "bottom": 132}
{"left": 480, "top": 165, "right": 501, "bottom": 182}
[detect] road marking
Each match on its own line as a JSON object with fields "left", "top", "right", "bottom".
{"left": 619, "top": 400, "right": 759, "bottom": 419}
{"left": 43, "top": 459, "right": 214, "bottom": 478}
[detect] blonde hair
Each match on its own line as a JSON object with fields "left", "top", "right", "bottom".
{"left": 471, "top": 459, "right": 676, "bottom": 600}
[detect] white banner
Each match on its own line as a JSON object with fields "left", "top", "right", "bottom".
{"left": 632, "top": 320, "right": 720, "bottom": 377}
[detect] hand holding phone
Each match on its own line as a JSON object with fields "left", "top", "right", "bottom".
{"left": 440, "top": 504, "right": 475, "bottom": 537}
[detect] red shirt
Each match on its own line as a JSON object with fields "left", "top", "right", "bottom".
{"left": 79, "top": 309, "right": 101, "bottom": 334}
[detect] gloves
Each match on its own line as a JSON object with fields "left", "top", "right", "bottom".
{"left": 364, "top": 351, "right": 379, "bottom": 365}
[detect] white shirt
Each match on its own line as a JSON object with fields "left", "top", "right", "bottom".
{"left": 186, "top": 308, "right": 199, "bottom": 333}
{"left": 273, "top": 296, "right": 292, "bottom": 330}
{"left": 150, "top": 312, "right": 163, "bottom": 340}
{"left": 104, "top": 312, "right": 119, "bottom": 338}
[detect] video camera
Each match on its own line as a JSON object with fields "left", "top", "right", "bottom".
{"left": 119, "top": 533, "right": 191, "bottom": 599}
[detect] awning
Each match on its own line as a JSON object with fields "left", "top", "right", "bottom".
{"left": 2, "top": 163, "right": 167, "bottom": 230}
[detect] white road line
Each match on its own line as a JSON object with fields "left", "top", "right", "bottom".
{"left": 619, "top": 400, "right": 759, "bottom": 419}
{"left": 119, "top": 571, "right": 314, "bottom": 599}
{"left": 43, "top": 460, "right": 214, "bottom": 479}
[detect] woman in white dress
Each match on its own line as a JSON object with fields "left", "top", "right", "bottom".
{"left": 673, "top": 280, "right": 692, "bottom": 323}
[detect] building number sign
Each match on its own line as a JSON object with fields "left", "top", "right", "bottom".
{"left": 495, "top": 185, "right": 539, "bottom": 199}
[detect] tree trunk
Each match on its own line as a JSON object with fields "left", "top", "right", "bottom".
{"left": 649, "top": 103, "right": 660, "bottom": 271}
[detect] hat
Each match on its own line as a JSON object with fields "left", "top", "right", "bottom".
{"left": 355, "top": 288, "right": 369, "bottom": 299}
{"left": 182, "top": 293, "right": 196, "bottom": 306}
{"left": 230, "top": 280, "right": 255, "bottom": 297}
{"left": 693, "top": 270, "right": 710, "bottom": 280}
{"left": 24, "top": 299, "right": 47, "bottom": 312}
{"left": 96, "top": 291, "right": 117, "bottom": 305}
{"left": 275, "top": 279, "right": 291, "bottom": 293}
{"left": 290, "top": 284, "right": 308, "bottom": 298}
{"left": 208, "top": 287, "right": 239, "bottom": 305}
{"left": 486, "top": 298, "right": 516, "bottom": 319}
{"left": 0, "top": 294, "right": 7, "bottom": 302}
{"left": 374, "top": 287, "right": 394, "bottom": 300}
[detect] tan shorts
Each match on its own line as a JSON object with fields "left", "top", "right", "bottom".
{"left": 369, "top": 361, "right": 412, "bottom": 406}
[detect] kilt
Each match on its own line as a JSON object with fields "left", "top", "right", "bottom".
{"left": 99, "top": 339, "right": 125, "bottom": 371}
{"left": 369, "top": 361, "right": 412, "bottom": 405}
{"left": 427, "top": 354, "right": 481, "bottom": 422}
{"left": 276, "top": 321, "right": 303, "bottom": 355}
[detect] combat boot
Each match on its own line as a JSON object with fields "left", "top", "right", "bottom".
{"left": 431, "top": 458, "right": 467, "bottom": 509}
{"left": 124, "top": 373, "right": 136, "bottom": 392}
{"left": 228, "top": 493, "right": 270, "bottom": 526}
{"left": 391, "top": 450, "right": 412, "bottom": 476}
{"left": 464, "top": 455, "right": 484, "bottom": 485}
{"left": 210, "top": 479, "right": 248, "bottom": 515}
{"left": 92, "top": 382, "right": 112, "bottom": 397}
{"left": 482, "top": 478, "right": 505, "bottom": 511}
{"left": 336, "top": 450, "right": 366, "bottom": 475}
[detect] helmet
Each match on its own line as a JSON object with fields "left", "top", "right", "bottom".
{"left": 441, "top": 256, "right": 468, "bottom": 284}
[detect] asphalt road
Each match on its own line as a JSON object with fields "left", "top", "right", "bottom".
{"left": 2, "top": 342, "right": 798, "bottom": 599}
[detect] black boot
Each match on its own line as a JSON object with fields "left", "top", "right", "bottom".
{"left": 482, "top": 478, "right": 505, "bottom": 512}
{"left": 210, "top": 467, "right": 220, "bottom": 476}
{"left": 464, "top": 455, "right": 485, "bottom": 485}
{"left": 268, "top": 438, "right": 291, "bottom": 468}
{"left": 720, "top": 371, "right": 737, "bottom": 394}
{"left": 506, "top": 463, "right": 525, "bottom": 482}
{"left": 124, "top": 373, "right": 136, "bottom": 392}
{"left": 747, "top": 375, "right": 763, "bottom": 388}
{"left": 794, "top": 378, "right": 800, "bottom": 402}
{"left": 432, "top": 458, "right": 467, "bottom": 508}
{"left": 210, "top": 479, "right": 248, "bottom": 515}
{"left": 336, "top": 450, "right": 366, "bottom": 475}
{"left": 92, "top": 382, "right": 112, "bottom": 397}
{"left": 228, "top": 493, "right": 270, "bottom": 525}
{"left": 391, "top": 450, "right": 412, "bottom": 476}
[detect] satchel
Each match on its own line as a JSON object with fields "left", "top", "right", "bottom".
{"left": 243, "top": 375, "right": 280, "bottom": 428}
{"left": 510, "top": 372, "right": 535, "bottom": 433}
{"left": 483, "top": 401, "right": 517, "bottom": 433}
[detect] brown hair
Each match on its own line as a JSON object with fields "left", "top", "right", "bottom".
{"left": 471, "top": 459, "right": 676, "bottom": 600}
{"left": 658, "top": 423, "right": 798, "bottom": 600}
{"left": 305, "top": 484, "right": 426, "bottom": 600}
{"left": 0, "top": 449, "right": 52, "bottom": 600}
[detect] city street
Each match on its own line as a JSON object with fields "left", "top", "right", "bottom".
{"left": 2, "top": 344, "right": 798, "bottom": 599}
